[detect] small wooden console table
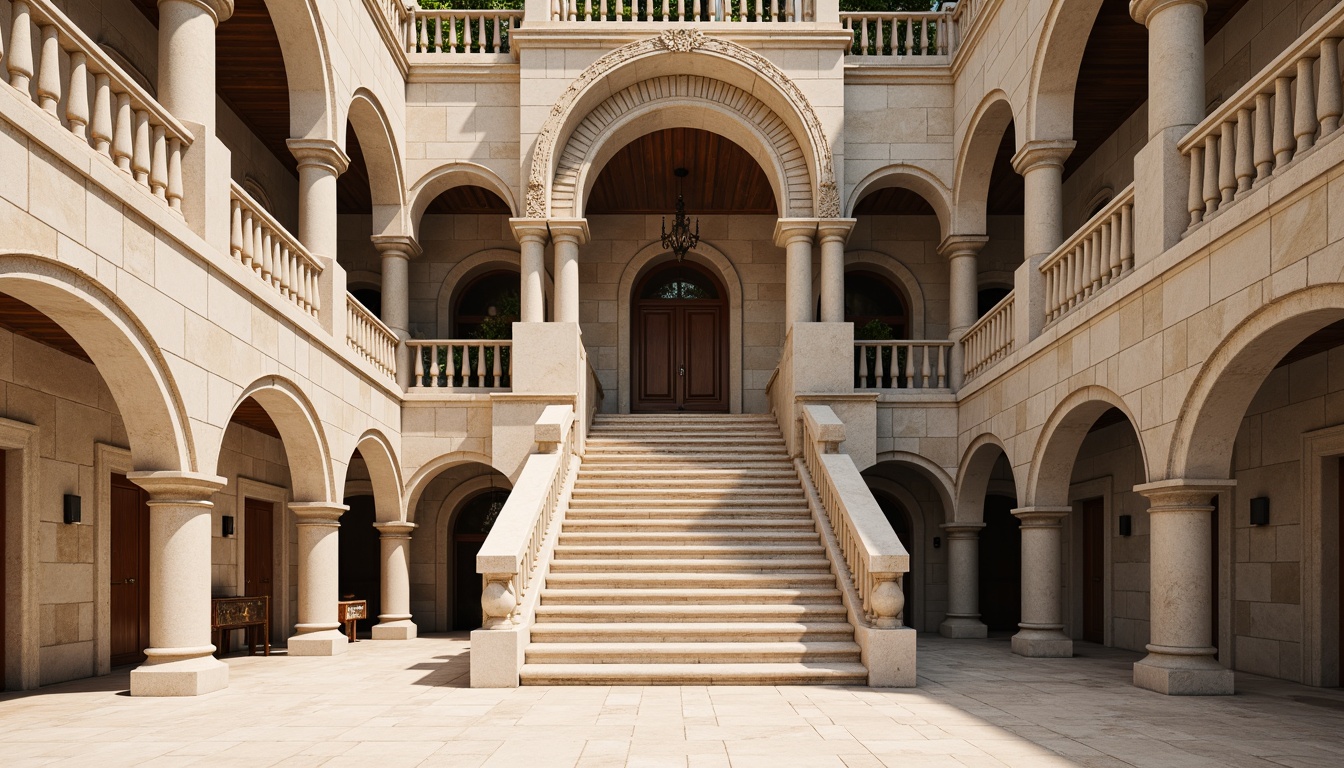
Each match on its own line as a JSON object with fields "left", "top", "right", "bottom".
{"left": 338, "top": 599, "right": 368, "bottom": 643}
{"left": 211, "top": 596, "right": 270, "bottom": 657}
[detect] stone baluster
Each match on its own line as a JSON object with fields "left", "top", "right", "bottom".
{"left": 7, "top": 1, "right": 34, "bottom": 91}
{"left": 1217, "top": 120, "right": 1236, "bottom": 205}
{"left": 36, "top": 25, "right": 61, "bottom": 115}
{"left": 1274, "top": 77, "right": 1295, "bottom": 166}
{"left": 1321, "top": 39, "right": 1343, "bottom": 135}
{"left": 66, "top": 53, "right": 90, "bottom": 139}
{"left": 1295, "top": 56, "right": 1319, "bottom": 154}
{"left": 91, "top": 74, "right": 113, "bottom": 157}
{"left": 1234, "top": 108, "right": 1254, "bottom": 194}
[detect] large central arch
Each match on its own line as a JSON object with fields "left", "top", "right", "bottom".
{"left": 526, "top": 30, "right": 838, "bottom": 219}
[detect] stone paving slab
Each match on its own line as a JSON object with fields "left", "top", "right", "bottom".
{"left": 1, "top": 635, "right": 1342, "bottom": 767}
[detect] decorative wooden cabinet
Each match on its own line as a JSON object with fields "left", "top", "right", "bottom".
{"left": 211, "top": 596, "right": 270, "bottom": 657}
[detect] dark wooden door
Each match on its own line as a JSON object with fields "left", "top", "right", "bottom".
{"left": 979, "top": 495, "right": 1022, "bottom": 632}
{"left": 110, "top": 474, "right": 151, "bottom": 666}
{"left": 1211, "top": 495, "right": 1220, "bottom": 650}
{"left": 243, "top": 498, "right": 274, "bottom": 638}
{"left": 632, "top": 263, "right": 728, "bottom": 413}
{"left": 1339, "top": 460, "right": 1343, "bottom": 685}
{"left": 1081, "top": 497, "right": 1105, "bottom": 644}
{"left": 0, "top": 450, "right": 6, "bottom": 690}
{"left": 453, "top": 535, "right": 485, "bottom": 631}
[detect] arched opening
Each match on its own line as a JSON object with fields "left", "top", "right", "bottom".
{"left": 840, "top": 270, "right": 910, "bottom": 390}
{"left": 955, "top": 438, "right": 1022, "bottom": 637}
{"left": 980, "top": 489, "right": 1022, "bottom": 634}
{"left": 872, "top": 490, "right": 917, "bottom": 631}
{"left": 338, "top": 494, "right": 380, "bottom": 638}
{"left": 451, "top": 488, "right": 510, "bottom": 631}
{"left": 862, "top": 458, "right": 955, "bottom": 632}
{"left": 454, "top": 270, "right": 520, "bottom": 339}
{"left": 630, "top": 260, "right": 729, "bottom": 413}
{"left": 977, "top": 285, "right": 1012, "bottom": 318}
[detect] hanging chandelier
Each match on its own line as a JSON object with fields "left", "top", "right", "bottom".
{"left": 661, "top": 167, "right": 700, "bottom": 261}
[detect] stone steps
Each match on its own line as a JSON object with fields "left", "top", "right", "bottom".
{"left": 539, "top": 587, "right": 843, "bottom": 604}
{"left": 543, "top": 572, "right": 840, "bottom": 589}
{"left": 561, "top": 518, "right": 818, "bottom": 532}
{"left": 524, "top": 641, "right": 861, "bottom": 664}
{"left": 527, "top": 622, "right": 858, "bottom": 643}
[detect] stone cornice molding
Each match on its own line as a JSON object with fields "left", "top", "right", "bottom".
{"left": 527, "top": 30, "right": 838, "bottom": 220}
{"left": 370, "top": 234, "right": 423, "bottom": 259}
{"left": 160, "top": 0, "right": 235, "bottom": 25}
{"left": 287, "top": 139, "right": 350, "bottom": 177}
{"left": 1130, "top": 0, "right": 1208, "bottom": 27}
{"left": 1011, "top": 140, "right": 1076, "bottom": 176}
{"left": 1134, "top": 478, "right": 1235, "bottom": 509}
{"left": 937, "top": 234, "right": 990, "bottom": 259}
{"left": 547, "top": 218, "right": 590, "bottom": 245}
{"left": 773, "top": 218, "right": 819, "bottom": 248}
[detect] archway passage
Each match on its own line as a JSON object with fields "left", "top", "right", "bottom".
{"left": 452, "top": 488, "right": 509, "bottom": 631}
{"left": 631, "top": 261, "right": 729, "bottom": 413}
{"left": 454, "top": 270, "right": 519, "bottom": 339}
{"left": 339, "top": 495, "right": 380, "bottom": 638}
{"left": 980, "top": 494, "right": 1022, "bottom": 633}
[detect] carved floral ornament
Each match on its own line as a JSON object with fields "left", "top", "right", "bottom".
{"left": 526, "top": 31, "right": 839, "bottom": 219}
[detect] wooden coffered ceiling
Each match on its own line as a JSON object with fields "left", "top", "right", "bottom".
{"left": 587, "top": 128, "right": 777, "bottom": 215}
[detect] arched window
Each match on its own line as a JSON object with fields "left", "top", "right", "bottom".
{"left": 454, "top": 270, "right": 520, "bottom": 338}
{"left": 639, "top": 265, "right": 720, "bottom": 300}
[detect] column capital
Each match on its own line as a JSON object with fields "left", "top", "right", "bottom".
{"left": 774, "top": 218, "right": 819, "bottom": 247}
{"left": 370, "top": 234, "right": 422, "bottom": 259}
{"left": 287, "top": 138, "right": 350, "bottom": 177}
{"left": 1130, "top": 0, "right": 1207, "bottom": 27}
{"left": 937, "top": 234, "right": 990, "bottom": 259}
{"left": 1011, "top": 506, "right": 1071, "bottom": 526}
{"left": 816, "top": 218, "right": 857, "bottom": 243}
{"left": 510, "top": 218, "right": 551, "bottom": 245}
{"left": 1134, "top": 478, "right": 1235, "bottom": 508}
{"left": 1011, "top": 140, "right": 1076, "bottom": 176}
{"left": 941, "top": 522, "right": 986, "bottom": 536}
{"left": 548, "top": 218, "right": 590, "bottom": 245}
{"left": 289, "top": 502, "right": 348, "bottom": 525}
{"left": 374, "top": 521, "right": 417, "bottom": 538}
{"left": 127, "top": 471, "right": 226, "bottom": 502}
{"left": 159, "top": 0, "right": 234, "bottom": 25}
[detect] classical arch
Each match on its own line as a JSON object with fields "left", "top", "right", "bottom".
{"left": 409, "top": 162, "right": 519, "bottom": 239}
{"left": 346, "top": 89, "right": 407, "bottom": 236}
{"left": 527, "top": 30, "right": 838, "bottom": 219}
{"left": 0, "top": 253, "right": 193, "bottom": 472}
{"left": 811, "top": 250, "right": 928, "bottom": 338}
{"left": 1026, "top": 385, "right": 1147, "bottom": 507}
{"left": 1028, "top": 0, "right": 1106, "bottom": 143}
{"left": 349, "top": 431, "right": 404, "bottom": 523}
{"left": 954, "top": 433, "right": 1019, "bottom": 524}
{"left": 223, "top": 377, "right": 333, "bottom": 503}
{"left": 872, "top": 451, "right": 956, "bottom": 518}
{"left": 1170, "top": 285, "right": 1344, "bottom": 481}
{"left": 261, "top": 0, "right": 337, "bottom": 141}
{"left": 617, "top": 241, "right": 744, "bottom": 414}
{"left": 432, "top": 471, "right": 511, "bottom": 632}
{"left": 863, "top": 475, "right": 930, "bottom": 630}
{"left": 404, "top": 450, "right": 499, "bottom": 523}
{"left": 953, "top": 91, "right": 1018, "bottom": 236}
{"left": 846, "top": 164, "right": 954, "bottom": 239}
{"left": 435, "top": 248, "right": 554, "bottom": 336}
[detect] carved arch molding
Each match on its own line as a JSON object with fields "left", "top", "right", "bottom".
{"left": 528, "top": 30, "right": 839, "bottom": 219}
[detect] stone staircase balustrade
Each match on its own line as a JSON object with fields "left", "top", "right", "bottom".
{"left": 229, "top": 181, "right": 324, "bottom": 319}
{"left": 346, "top": 294, "right": 399, "bottom": 382}
{"left": 853, "top": 340, "right": 951, "bottom": 390}
{"left": 1040, "top": 182, "right": 1135, "bottom": 325}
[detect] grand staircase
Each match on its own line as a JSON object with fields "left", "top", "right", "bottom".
{"left": 519, "top": 413, "right": 868, "bottom": 685}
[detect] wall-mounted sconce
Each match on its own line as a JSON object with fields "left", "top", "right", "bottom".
{"left": 932, "top": 536, "right": 942, "bottom": 549}
{"left": 63, "top": 494, "right": 81, "bottom": 525}
{"left": 1250, "top": 497, "right": 1270, "bottom": 526}
{"left": 1118, "top": 514, "right": 1132, "bottom": 537}
{"left": 222, "top": 515, "right": 235, "bottom": 537}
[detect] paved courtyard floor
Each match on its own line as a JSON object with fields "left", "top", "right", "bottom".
{"left": 1, "top": 634, "right": 1342, "bottom": 768}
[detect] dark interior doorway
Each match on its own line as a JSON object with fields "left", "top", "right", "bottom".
{"left": 979, "top": 494, "right": 1022, "bottom": 633}
{"left": 632, "top": 261, "right": 728, "bottom": 413}
{"left": 453, "top": 488, "right": 510, "bottom": 631}
{"left": 1081, "top": 497, "right": 1105, "bottom": 644}
{"left": 339, "top": 495, "right": 381, "bottom": 638}
{"left": 110, "top": 474, "right": 151, "bottom": 667}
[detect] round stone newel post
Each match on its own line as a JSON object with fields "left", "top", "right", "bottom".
{"left": 939, "top": 522, "right": 988, "bottom": 638}
{"left": 288, "top": 502, "right": 350, "bottom": 655}
{"left": 1011, "top": 507, "right": 1073, "bottom": 658}
{"left": 127, "top": 471, "right": 229, "bottom": 697}
{"left": 372, "top": 522, "right": 418, "bottom": 640}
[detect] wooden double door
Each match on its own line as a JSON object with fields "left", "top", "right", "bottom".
{"left": 632, "top": 262, "right": 728, "bottom": 413}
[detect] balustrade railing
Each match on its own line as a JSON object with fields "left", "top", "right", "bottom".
{"left": 1040, "top": 183, "right": 1135, "bottom": 324}
{"left": 478, "top": 405, "right": 576, "bottom": 630}
{"left": 549, "top": 0, "right": 812, "bottom": 22}
{"left": 962, "top": 290, "right": 1012, "bottom": 382}
{"left": 1, "top": 0, "right": 193, "bottom": 215}
{"left": 800, "top": 405, "right": 907, "bottom": 629}
{"left": 229, "top": 182, "right": 323, "bottom": 318}
{"left": 410, "top": 8, "right": 520, "bottom": 54}
{"left": 841, "top": 12, "right": 953, "bottom": 58}
{"left": 407, "top": 339, "right": 512, "bottom": 390}
{"left": 1183, "top": 4, "right": 1344, "bottom": 231}
{"left": 853, "top": 341, "right": 951, "bottom": 390}
{"left": 346, "top": 294, "right": 398, "bottom": 382}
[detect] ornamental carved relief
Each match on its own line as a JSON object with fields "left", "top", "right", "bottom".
{"left": 527, "top": 33, "right": 838, "bottom": 220}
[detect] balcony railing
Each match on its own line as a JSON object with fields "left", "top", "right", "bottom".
{"left": 228, "top": 182, "right": 323, "bottom": 319}
{"left": 1, "top": 0, "right": 193, "bottom": 216}
{"left": 409, "top": 8, "right": 521, "bottom": 54}
{"left": 1182, "top": 4, "right": 1344, "bottom": 232}
{"left": 962, "top": 290, "right": 1013, "bottom": 382}
{"left": 853, "top": 341, "right": 952, "bottom": 390}
{"left": 407, "top": 339, "right": 512, "bottom": 391}
{"left": 548, "top": 0, "right": 812, "bottom": 22}
{"left": 1040, "top": 183, "right": 1135, "bottom": 325}
{"left": 346, "top": 295, "right": 398, "bottom": 382}
{"left": 841, "top": 11, "right": 954, "bottom": 58}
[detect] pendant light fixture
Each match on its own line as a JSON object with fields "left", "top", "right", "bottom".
{"left": 661, "top": 167, "right": 700, "bottom": 261}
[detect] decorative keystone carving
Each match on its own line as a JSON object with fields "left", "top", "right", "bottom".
{"left": 654, "top": 29, "right": 706, "bottom": 53}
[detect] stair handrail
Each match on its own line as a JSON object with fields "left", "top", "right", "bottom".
{"left": 798, "top": 404, "right": 909, "bottom": 628}
{"left": 477, "top": 404, "right": 577, "bottom": 629}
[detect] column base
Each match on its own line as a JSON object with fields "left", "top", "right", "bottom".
{"left": 1011, "top": 628, "right": 1073, "bottom": 658}
{"left": 130, "top": 651, "right": 229, "bottom": 697}
{"left": 372, "top": 618, "right": 418, "bottom": 640}
{"left": 1133, "top": 651, "right": 1234, "bottom": 695}
{"left": 939, "top": 616, "right": 988, "bottom": 639}
{"left": 287, "top": 628, "right": 350, "bottom": 656}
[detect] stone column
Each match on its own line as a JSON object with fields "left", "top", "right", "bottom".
{"left": 287, "top": 139, "right": 350, "bottom": 336}
{"left": 126, "top": 471, "right": 228, "bottom": 696}
{"left": 372, "top": 522, "right": 417, "bottom": 640}
{"left": 817, "top": 219, "right": 856, "bottom": 323}
{"left": 939, "top": 522, "right": 988, "bottom": 638}
{"left": 1131, "top": 0, "right": 1208, "bottom": 260}
{"left": 548, "top": 219, "right": 589, "bottom": 324}
{"left": 775, "top": 219, "right": 819, "bottom": 331}
{"left": 511, "top": 219, "right": 550, "bottom": 323}
{"left": 1011, "top": 142, "right": 1075, "bottom": 346}
{"left": 288, "top": 502, "right": 350, "bottom": 656}
{"left": 371, "top": 235, "right": 421, "bottom": 388}
{"left": 938, "top": 235, "right": 989, "bottom": 391}
{"left": 1011, "top": 506, "right": 1073, "bottom": 658}
{"left": 155, "top": 0, "right": 233, "bottom": 247}
{"left": 1133, "top": 480, "right": 1235, "bottom": 695}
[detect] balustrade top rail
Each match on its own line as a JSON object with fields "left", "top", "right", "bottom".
{"left": 961, "top": 289, "right": 1013, "bottom": 383}
{"left": 407, "top": 338, "right": 513, "bottom": 390}
{"left": 346, "top": 294, "right": 398, "bottom": 382}
{"left": 548, "top": 0, "right": 814, "bottom": 22}
{"left": 409, "top": 8, "right": 521, "bottom": 54}
{"left": 852, "top": 340, "right": 952, "bottom": 390}
{"left": 840, "top": 11, "right": 954, "bottom": 58}
{"left": 229, "top": 181, "right": 324, "bottom": 318}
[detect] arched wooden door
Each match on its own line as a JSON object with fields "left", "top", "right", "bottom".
{"left": 632, "top": 261, "right": 728, "bottom": 413}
